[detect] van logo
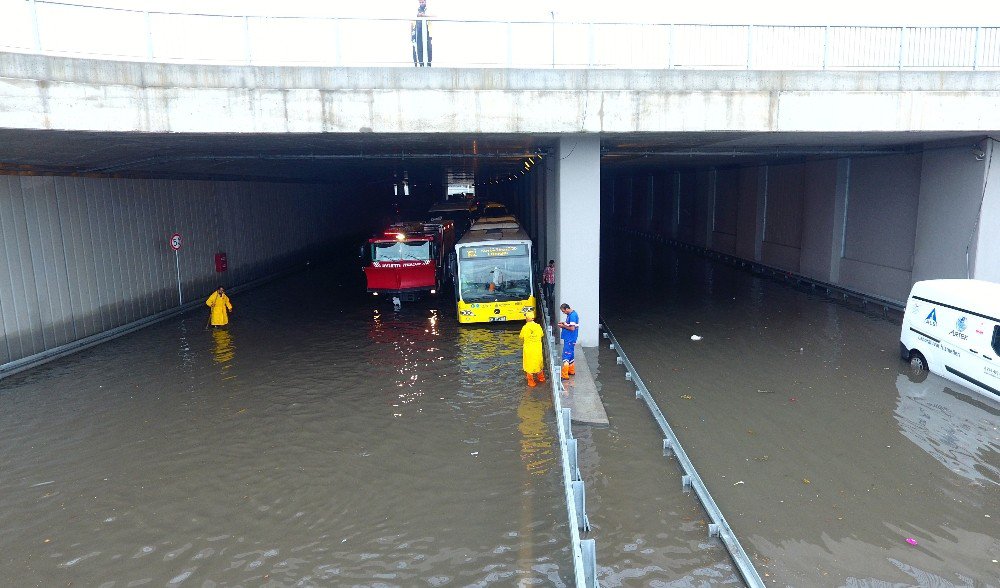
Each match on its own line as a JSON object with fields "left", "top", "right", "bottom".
{"left": 949, "top": 316, "right": 969, "bottom": 340}
{"left": 924, "top": 309, "right": 937, "bottom": 327}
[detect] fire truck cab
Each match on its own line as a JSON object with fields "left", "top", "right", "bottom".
{"left": 363, "top": 220, "right": 455, "bottom": 302}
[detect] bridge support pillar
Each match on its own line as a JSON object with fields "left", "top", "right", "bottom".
{"left": 553, "top": 135, "right": 600, "bottom": 348}
{"left": 973, "top": 138, "right": 1000, "bottom": 281}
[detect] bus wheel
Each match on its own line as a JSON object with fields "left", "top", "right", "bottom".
{"left": 908, "top": 351, "right": 929, "bottom": 383}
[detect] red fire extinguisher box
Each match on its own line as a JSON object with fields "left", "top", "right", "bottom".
{"left": 215, "top": 252, "right": 228, "bottom": 272}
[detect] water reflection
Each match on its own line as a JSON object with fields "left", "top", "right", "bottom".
{"left": 456, "top": 326, "right": 518, "bottom": 388}
{"left": 894, "top": 371, "right": 1000, "bottom": 486}
{"left": 211, "top": 328, "right": 235, "bottom": 369}
{"left": 518, "top": 389, "right": 555, "bottom": 477}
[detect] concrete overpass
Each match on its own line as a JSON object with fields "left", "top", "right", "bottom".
{"left": 1, "top": 50, "right": 1000, "bottom": 373}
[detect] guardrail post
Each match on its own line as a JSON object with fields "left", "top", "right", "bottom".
{"left": 572, "top": 480, "right": 590, "bottom": 531}
{"left": 561, "top": 407, "right": 573, "bottom": 439}
{"left": 243, "top": 15, "right": 253, "bottom": 64}
{"left": 663, "top": 437, "right": 674, "bottom": 457}
{"left": 588, "top": 22, "right": 596, "bottom": 67}
{"left": 823, "top": 26, "right": 830, "bottom": 70}
{"left": 507, "top": 21, "right": 513, "bottom": 67}
{"left": 973, "top": 27, "right": 982, "bottom": 70}
{"left": 667, "top": 23, "right": 674, "bottom": 69}
{"left": 567, "top": 437, "right": 581, "bottom": 481}
{"left": 898, "top": 26, "right": 907, "bottom": 70}
{"left": 144, "top": 11, "right": 154, "bottom": 59}
{"left": 28, "top": 0, "right": 42, "bottom": 51}
{"left": 581, "top": 539, "right": 598, "bottom": 588}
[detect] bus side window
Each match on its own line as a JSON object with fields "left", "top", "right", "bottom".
{"left": 993, "top": 325, "right": 1000, "bottom": 357}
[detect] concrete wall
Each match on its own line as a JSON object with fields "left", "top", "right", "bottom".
{"left": 0, "top": 174, "right": 369, "bottom": 369}
{"left": 973, "top": 139, "right": 1000, "bottom": 282}
{"left": 612, "top": 143, "right": 997, "bottom": 303}
{"left": 4, "top": 52, "right": 1000, "bottom": 135}
{"left": 912, "top": 143, "right": 995, "bottom": 283}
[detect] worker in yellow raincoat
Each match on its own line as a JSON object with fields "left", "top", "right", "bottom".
{"left": 518, "top": 311, "right": 546, "bottom": 387}
{"left": 206, "top": 287, "right": 233, "bottom": 327}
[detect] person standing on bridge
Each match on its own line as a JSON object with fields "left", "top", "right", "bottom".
{"left": 411, "top": 0, "right": 432, "bottom": 67}
{"left": 206, "top": 287, "right": 233, "bottom": 328}
{"left": 519, "top": 311, "right": 546, "bottom": 387}
{"left": 558, "top": 303, "right": 578, "bottom": 380}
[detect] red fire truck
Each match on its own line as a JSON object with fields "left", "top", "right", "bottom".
{"left": 363, "top": 220, "right": 455, "bottom": 303}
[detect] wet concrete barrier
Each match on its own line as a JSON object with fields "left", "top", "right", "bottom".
{"left": 539, "top": 296, "right": 599, "bottom": 588}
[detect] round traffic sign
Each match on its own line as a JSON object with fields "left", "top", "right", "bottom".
{"left": 169, "top": 233, "right": 182, "bottom": 251}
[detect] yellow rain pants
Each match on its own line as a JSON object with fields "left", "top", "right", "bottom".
{"left": 519, "top": 321, "right": 544, "bottom": 374}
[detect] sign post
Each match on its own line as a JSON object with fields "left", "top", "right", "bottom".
{"left": 169, "top": 233, "right": 182, "bottom": 305}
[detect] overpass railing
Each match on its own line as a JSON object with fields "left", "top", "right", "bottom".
{"left": 1, "top": 0, "right": 998, "bottom": 70}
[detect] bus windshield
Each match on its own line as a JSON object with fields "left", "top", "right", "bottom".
{"left": 371, "top": 240, "right": 431, "bottom": 262}
{"left": 459, "top": 254, "right": 532, "bottom": 302}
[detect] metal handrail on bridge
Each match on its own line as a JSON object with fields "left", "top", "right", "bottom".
{"left": 600, "top": 321, "right": 765, "bottom": 588}
{"left": 1, "top": 0, "right": 998, "bottom": 70}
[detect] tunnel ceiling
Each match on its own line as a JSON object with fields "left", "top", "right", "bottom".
{"left": 0, "top": 128, "right": 989, "bottom": 185}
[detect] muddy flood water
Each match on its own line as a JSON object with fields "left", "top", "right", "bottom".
{"left": 3, "top": 238, "right": 998, "bottom": 587}
{"left": 0, "top": 262, "right": 570, "bottom": 586}
{"left": 598, "top": 235, "right": 999, "bottom": 586}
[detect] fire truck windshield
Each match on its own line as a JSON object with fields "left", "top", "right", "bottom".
{"left": 371, "top": 240, "right": 432, "bottom": 262}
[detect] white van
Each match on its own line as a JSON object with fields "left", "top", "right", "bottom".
{"left": 900, "top": 279, "right": 1000, "bottom": 401}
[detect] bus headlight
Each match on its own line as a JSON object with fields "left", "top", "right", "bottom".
{"left": 460, "top": 309, "right": 474, "bottom": 316}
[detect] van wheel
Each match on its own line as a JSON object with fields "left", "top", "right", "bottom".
{"left": 907, "top": 351, "right": 929, "bottom": 383}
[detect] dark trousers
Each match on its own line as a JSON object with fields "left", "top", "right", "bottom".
{"left": 542, "top": 283, "right": 554, "bottom": 308}
{"left": 412, "top": 23, "right": 432, "bottom": 67}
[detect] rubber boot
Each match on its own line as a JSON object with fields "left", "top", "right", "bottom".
{"left": 536, "top": 370, "right": 546, "bottom": 383}
{"left": 568, "top": 362, "right": 576, "bottom": 376}
{"left": 526, "top": 372, "right": 536, "bottom": 387}
{"left": 561, "top": 361, "right": 570, "bottom": 380}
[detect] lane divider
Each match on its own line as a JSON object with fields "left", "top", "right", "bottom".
{"left": 601, "top": 320, "right": 765, "bottom": 588}
{"left": 539, "top": 294, "right": 599, "bottom": 588}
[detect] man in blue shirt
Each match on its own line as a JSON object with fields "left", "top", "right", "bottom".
{"left": 558, "top": 303, "right": 579, "bottom": 380}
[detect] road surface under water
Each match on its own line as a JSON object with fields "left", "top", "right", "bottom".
{"left": 0, "top": 262, "right": 570, "bottom": 586}
{"left": 573, "top": 345, "right": 741, "bottom": 587}
{"left": 599, "top": 235, "right": 1000, "bottom": 586}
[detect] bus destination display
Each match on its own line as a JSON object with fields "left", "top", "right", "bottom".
{"left": 460, "top": 244, "right": 528, "bottom": 259}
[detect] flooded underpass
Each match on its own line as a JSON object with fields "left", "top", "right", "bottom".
{"left": 597, "top": 234, "right": 999, "bottom": 586}
{"left": 3, "top": 233, "right": 999, "bottom": 587}
{"left": 0, "top": 261, "right": 570, "bottom": 586}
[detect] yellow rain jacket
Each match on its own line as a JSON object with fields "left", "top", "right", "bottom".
{"left": 206, "top": 290, "right": 232, "bottom": 326}
{"left": 519, "top": 320, "right": 544, "bottom": 374}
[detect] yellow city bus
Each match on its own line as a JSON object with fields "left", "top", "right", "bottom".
{"left": 453, "top": 220, "right": 536, "bottom": 323}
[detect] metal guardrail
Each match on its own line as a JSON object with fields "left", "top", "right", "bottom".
{"left": 618, "top": 227, "right": 905, "bottom": 316}
{"left": 0, "top": 0, "right": 998, "bottom": 70}
{"left": 538, "top": 293, "right": 599, "bottom": 588}
{"left": 600, "top": 322, "right": 765, "bottom": 588}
